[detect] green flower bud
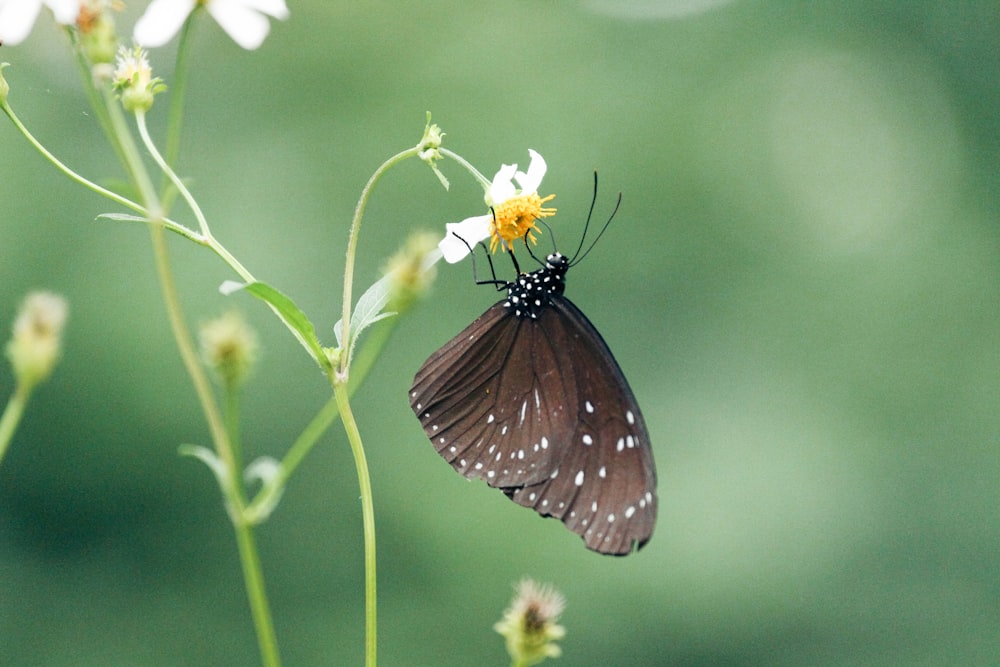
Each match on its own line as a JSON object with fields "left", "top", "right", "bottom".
{"left": 112, "top": 45, "right": 166, "bottom": 113}
{"left": 418, "top": 112, "right": 449, "bottom": 190}
{"left": 6, "top": 292, "right": 69, "bottom": 391}
{"left": 383, "top": 231, "right": 440, "bottom": 312}
{"left": 78, "top": 0, "right": 121, "bottom": 65}
{"left": 494, "top": 579, "right": 567, "bottom": 666}
{"left": 199, "top": 311, "right": 259, "bottom": 389}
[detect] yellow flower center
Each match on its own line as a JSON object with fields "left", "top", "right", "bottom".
{"left": 489, "top": 193, "right": 557, "bottom": 253}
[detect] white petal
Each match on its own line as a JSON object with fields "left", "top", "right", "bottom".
{"left": 487, "top": 162, "right": 518, "bottom": 205}
{"left": 239, "top": 0, "right": 290, "bottom": 20}
{"left": 0, "top": 1, "right": 43, "bottom": 45}
{"left": 514, "top": 149, "right": 547, "bottom": 194}
{"left": 439, "top": 215, "right": 492, "bottom": 263}
{"left": 45, "top": 0, "right": 80, "bottom": 24}
{"left": 134, "top": 0, "right": 196, "bottom": 47}
{"left": 208, "top": 0, "right": 275, "bottom": 50}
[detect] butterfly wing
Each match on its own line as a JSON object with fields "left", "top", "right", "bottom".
{"left": 410, "top": 302, "right": 574, "bottom": 489}
{"left": 409, "top": 297, "right": 658, "bottom": 555}
{"left": 505, "top": 296, "right": 657, "bottom": 555}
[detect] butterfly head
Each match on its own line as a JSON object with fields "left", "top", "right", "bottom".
{"left": 544, "top": 252, "right": 569, "bottom": 275}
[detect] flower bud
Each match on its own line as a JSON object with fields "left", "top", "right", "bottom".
{"left": 383, "top": 231, "right": 440, "bottom": 313}
{"left": 78, "top": 0, "right": 121, "bottom": 65}
{"left": 6, "top": 292, "right": 69, "bottom": 391}
{"left": 199, "top": 311, "right": 259, "bottom": 389}
{"left": 112, "top": 45, "right": 166, "bottom": 113}
{"left": 494, "top": 579, "right": 566, "bottom": 666}
{"left": 418, "top": 112, "right": 449, "bottom": 190}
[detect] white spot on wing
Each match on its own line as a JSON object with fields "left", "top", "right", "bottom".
{"left": 582, "top": 434, "right": 593, "bottom": 446}
{"left": 626, "top": 410, "right": 635, "bottom": 425}
{"left": 585, "top": 400, "right": 594, "bottom": 413}
{"left": 574, "top": 470, "right": 585, "bottom": 486}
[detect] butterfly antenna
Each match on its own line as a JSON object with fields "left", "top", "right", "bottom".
{"left": 523, "top": 219, "right": 555, "bottom": 268}
{"left": 570, "top": 177, "right": 622, "bottom": 267}
{"left": 569, "top": 171, "right": 600, "bottom": 263}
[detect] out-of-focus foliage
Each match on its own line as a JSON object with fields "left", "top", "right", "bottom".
{"left": 1, "top": 2, "right": 998, "bottom": 664}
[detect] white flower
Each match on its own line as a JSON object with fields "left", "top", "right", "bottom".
{"left": 134, "top": 0, "right": 289, "bottom": 51}
{"left": 0, "top": 0, "right": 79, "bottom": 45}
{"left": 439, "top": 149, "right": 556, "bottom": 264}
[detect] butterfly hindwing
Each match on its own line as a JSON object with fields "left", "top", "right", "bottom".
{"left": 505, "top": 296, "right": 657, "bottom": 555}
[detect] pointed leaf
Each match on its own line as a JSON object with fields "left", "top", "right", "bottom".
{"left": 333, "top": 274, "right": 397, "bottom": 366}
{"left": 222, "top": 280, "right": 327, "bottom": 369}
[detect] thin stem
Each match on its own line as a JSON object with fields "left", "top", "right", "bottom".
{"left": 66, "top": 28, "right": 131, "bottom": 174}
{"left": 148, "top": 223, "right": 236, "bottom": 496}
{"left": 338, "top": 146, "right": 420, "bottom": 379}
{"left": 126, "top": 89, "right": 280, "bottom": 666}
{"left": 333, "top": 383, "right": 377, "bottom": 667}
{"left": 136, "top": 111, "right": 211, "bottom": 237}
{"left": 2, "top": 100, "right": 151, "bottom": 217}
{"left": 135, "top": 112, "right": 257, "bottom": 282}
{"left": 224, "top": 385, "right": 245, "bottom": 483}
{"left": 149, "top": 222, "right": 280, "bottom": 665}
{"left": 246, "top": 313, "right": 401, "bottom": 518}
{"left": 163, "top": 14, "right": 197, "bottom": 177}
{"left": 0, "top": 385, "right": 30, "bottom": 467}
{"left": 234, "top": 517, "right": 282, "bottom": 667}
{"left": 439, "top": 147, "right": 491, "bottom": 190}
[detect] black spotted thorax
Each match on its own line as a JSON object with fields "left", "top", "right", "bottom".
{"left": 505, "top": 253, "right": 569, "bottom": 319}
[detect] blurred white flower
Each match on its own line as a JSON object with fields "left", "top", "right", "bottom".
{"left": 439, "top": 149, "right": 556, "bottom": 263}
{"left": 0, "top": 0, "right": 79, "bottom": 45}
{"left": 134, "top": 0, "right": 289, "bottom": 50}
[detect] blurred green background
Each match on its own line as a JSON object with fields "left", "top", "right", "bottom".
{"left": 2, "top": 1, "right": 999, "bottom": 664}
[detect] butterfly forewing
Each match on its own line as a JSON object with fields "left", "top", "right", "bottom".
{"left": 411, "top": 304, "right": 574, "bottom": 489}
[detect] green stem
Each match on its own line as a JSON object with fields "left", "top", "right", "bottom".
{"left": 439, "top": 147, "right": 491, "bottom": 190}
{"left": 135, "top": 111, "right": 213, "bottom": 241}
{"left": 0, "top": 384, "right": 30, "bottom": 466}
{"left": 338, "top": 146, "right": 420, "bottom": 379}
{"left": 333, "top": 383, "right": 377, "bottom": 667}
{"left": 234, "top": 516, "right": 282, "bottom": 667}
{"left": 117, "top": 74, "right": 280, "bottom": 667}
{"left": 247, "top": 314, "right": 401, "bottom": 518}
{"left": 224, "top": 384, "right": 245, "bottom": 482}
{"left": 66, "top": 29, "right": 132, "bottom": 175}
{"left": 149, "top": 222, "right": 280, "bottom": 666}
{"left": 1, "top": 100, "right": 152, "bottom": 217}
{"left": 163, "top": 14, "right": 197, "bottom": 179}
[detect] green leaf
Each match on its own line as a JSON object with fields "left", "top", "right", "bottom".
{"left": 243, "top": 456, "right": 286, "bottom": 525}
{"left": 221, "top": 280, "right": 328, "bottom": 369}
{"left": 96, "top": 212, "right": 148, "bottom": 223}
{"left": 334, "top": 274, "right": 397, "bottom": 368}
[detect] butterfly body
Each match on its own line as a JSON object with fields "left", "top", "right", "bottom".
{"left": 410, "top": 251, "right": 658, "bottom": 555}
